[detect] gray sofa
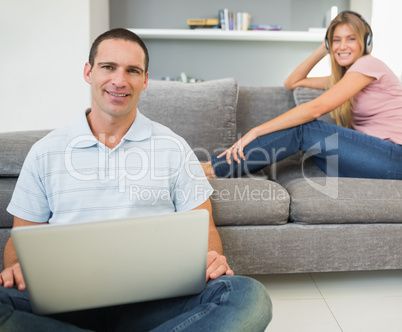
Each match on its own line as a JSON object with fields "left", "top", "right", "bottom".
{"left": 1, "top": 78, "right": 402, "bottom": 274}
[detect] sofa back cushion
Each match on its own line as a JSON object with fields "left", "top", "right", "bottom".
{"left": 138, "top": 78, "right": 238, "bottom": 161}
{"left": 0, "top": 130, "right": 51, "bottom": 177}
{"left": 293, "top": 87, "right": 336, "bottom": 124}
{"left": 236, "top": 86, "right": 296, "bottom": 135}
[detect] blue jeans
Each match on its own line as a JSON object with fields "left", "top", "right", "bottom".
{"left": 211, "top": 120, "right": 402, "bottom": 179}
{"left": 0, "top": 276, "right": 272, "bottom": 331}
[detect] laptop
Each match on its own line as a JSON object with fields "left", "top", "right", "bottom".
{"left": 11, "top": 209, "right": 209, "bottom": 315}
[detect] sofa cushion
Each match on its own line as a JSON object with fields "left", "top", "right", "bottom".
{"left": 288, "top": 177, "right": 402, "bottom": 224}
{"left": 208, "top": 178, "right": 290, "bottom": 226}
{"left": 272, "top": 158, "right": 402, "bottom": 224}
{"left": 293, "top": 87, "right": 336, "bottom": 124}
{"left": 0, "top": 130, "right": 51, "bottom": 177}
{"left": 269, "top": 152, "right": 326, "bottom": 182}
{"left": 138, "top": 79, "right": 238, "bottom": 162}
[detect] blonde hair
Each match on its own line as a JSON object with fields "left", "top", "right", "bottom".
{"left": 326, "top": 12, "right": 372, "bottom": 128}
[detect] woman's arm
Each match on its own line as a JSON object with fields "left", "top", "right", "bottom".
{"left": 284, "top": 42, "right": 331, "bottom": 90}
{"left": 221, "top": 72, "right": 374, "bottom": 164}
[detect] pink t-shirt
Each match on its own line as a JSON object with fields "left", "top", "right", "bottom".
{"left": 347, "top": 55, "right": 402, "bottom": 144}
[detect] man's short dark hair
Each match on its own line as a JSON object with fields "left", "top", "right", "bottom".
{"left": 89, "top": 28, "right": 149, "bottom": 73}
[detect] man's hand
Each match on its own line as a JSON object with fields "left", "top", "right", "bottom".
{"left": 193, "top": 200, "right": 233, "bottom": 281}
{"left": 1, "top": 217, "right": 45, "bottom": 291}
{"left": 206, "top": 250, "right": 234, "bottom": 281}
{"left": 0, "top": 262, "right": 26, "bottom": 291}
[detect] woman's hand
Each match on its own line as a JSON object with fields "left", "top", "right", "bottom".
{"left": 319, "top": 40, "right": 329, "bottom": 55}
{"left": 217, "top": 129, "right": 258, "bottom": 165}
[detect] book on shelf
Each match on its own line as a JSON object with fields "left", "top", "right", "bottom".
{"left": 187, "top": 18, "right": 219, "bottom": 29}
{"left": 187, "top": 10, "right": 281, "bottom": 32}
{"left": 219, "top": 9, "right": 251, "bottom": 31}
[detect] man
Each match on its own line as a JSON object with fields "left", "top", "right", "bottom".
{"left": 0, "top": 28, "right": 272, "bottom": 331}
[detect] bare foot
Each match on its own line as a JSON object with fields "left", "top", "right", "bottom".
{"left": 201, "top": 162, "right": 216, "bottom": 179}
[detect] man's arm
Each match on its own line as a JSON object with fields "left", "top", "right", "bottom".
{"left": 0, "top": 217, "right": 47, "bottom": 290}
{"left": 193, "top": 198, "right": 234, "bottom": 281}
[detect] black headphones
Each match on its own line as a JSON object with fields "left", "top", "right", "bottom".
{"left": 325, "top": 10, "right": 373, "bottom": 54}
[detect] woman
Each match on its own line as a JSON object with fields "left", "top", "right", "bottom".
{"left": 202, "top": 11, "right": 402, "bottom": 180}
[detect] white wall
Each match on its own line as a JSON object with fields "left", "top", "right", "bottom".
{"left": 0, "top": 0, "right": 109, "bottom": 133}
{"left": 370, "top": 0, "right": 402, "bottom": 80}
{"left": 350, "top": 0, "right": 372, "bottom": 23}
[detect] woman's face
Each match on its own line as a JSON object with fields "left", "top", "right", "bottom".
{"left": 331, "top": 24, "right": 362, "bottom": 69}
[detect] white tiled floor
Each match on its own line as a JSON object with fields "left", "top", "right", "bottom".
{"left": 247, "top": 270, "right": 402, "bottom": 332}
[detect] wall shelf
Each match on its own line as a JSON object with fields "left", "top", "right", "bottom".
{"left": 130, "top": 28, "right": 325, "bottom": 42}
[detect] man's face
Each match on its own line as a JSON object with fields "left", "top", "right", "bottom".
{"left": 84, "top": 39, "right": 148, "bottom": 119}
